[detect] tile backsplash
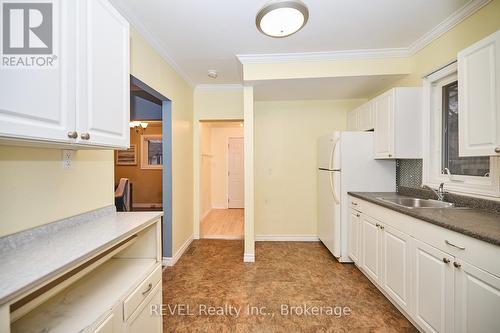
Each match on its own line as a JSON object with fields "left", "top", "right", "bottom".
{"left": 396, "top": 159, "right": 423, "bottom": 191}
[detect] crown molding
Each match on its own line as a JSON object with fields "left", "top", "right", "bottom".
{"left": 108, "top": 0, "right": 195, "bottom": 88}
{"left": 408, "top": 0, "right": 491, "bottom": 55}
{"left": 237, "top": 0, "right": 491, "bottom": 66}
{"left": 195, "top": 84, "right": 244, "bottom": 92}
{"left": 237, "top": 48, "right": 409, "bottom": 64}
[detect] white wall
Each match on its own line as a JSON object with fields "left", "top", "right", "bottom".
{"left": 254, "top": 99, "right": 365, "bottom": 237}
{"left": 210, "top": 125, "right": 244, "bottom": 209}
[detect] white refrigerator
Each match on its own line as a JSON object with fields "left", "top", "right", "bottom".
{"left": 317, "top": 131, "right": 395, "bottom": 262}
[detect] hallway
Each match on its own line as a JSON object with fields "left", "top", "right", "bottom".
{"left": 200, "top": 209, "right": 244, "bottom": 239}
{"left": 162, "top": 240, "right": 417, "bottom": 332}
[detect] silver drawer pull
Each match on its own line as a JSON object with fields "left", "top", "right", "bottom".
{"left": 352, "top": 202, "right": 358, "bottom": 206}
{"left": 142, "top": 282, "right": 153, "bottom": 296}
{"left": 445, "top": 240, "right": 465, "bottom": 250}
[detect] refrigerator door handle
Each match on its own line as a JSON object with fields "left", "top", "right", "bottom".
{"left": 329, "top": 138, "right": 340, "bottom": 171}
{"left": 328, "top": 171, "right": 340, "bottom": 204}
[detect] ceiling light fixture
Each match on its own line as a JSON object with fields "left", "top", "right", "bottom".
{"left": 256, "top": 0, "right": 309, "bottom": 38}
{"left": 208, "top": 70, "right": 218, "bottom": 79}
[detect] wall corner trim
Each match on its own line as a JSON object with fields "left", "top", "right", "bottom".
{"left": 243, "top": 253, "right": 255, "bottom": 263}
{"left": 162, "top": 234, "right": 194, "bottom": 267}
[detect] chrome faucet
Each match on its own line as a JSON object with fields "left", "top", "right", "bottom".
{"left": 422, "top": 183, "right": 445, "bottom": 201}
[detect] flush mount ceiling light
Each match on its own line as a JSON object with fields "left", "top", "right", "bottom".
{"left": 256, "top": 0, "right": 309, "bottom": 38}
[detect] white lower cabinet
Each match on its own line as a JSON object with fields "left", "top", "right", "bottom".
{"left": 454, "top": 260, "right": 500, "bottom": 333}
{"left": 413, "top": 238, "right": 454, "bottom": 333}
{"left": 349, "top": 196, "right": 500, "bottom": 333}
{"left": 126, "top": 283, "right": 162, "bottom": 333}
{"left": 381, "top": 224, "right": 412, "bottom": 316}
{"left": 361, "top": 215, "right": 381, "bottom": 283}
{"left": 94, "top": 312, "right": 115, "bottom": 333}
{"left": 348, "top": 210, "right": 361, "bottom": 263}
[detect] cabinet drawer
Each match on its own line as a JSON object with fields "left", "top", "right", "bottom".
{"left": 124, "top": 264, "right": 162, "bottom": 321}
{"left": 349, "top": 197, "right": 363, "bottom": 211}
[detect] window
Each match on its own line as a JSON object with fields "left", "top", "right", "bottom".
{"left": 423, "top": 63, "right": 499, "bottom": 197}
{"left": 441, "top": 81, "right": 490, "bottom": 177}
{"left": 141, "top": 135, "right": 163, "bottom": 169}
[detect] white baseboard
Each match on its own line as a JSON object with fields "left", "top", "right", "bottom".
{"left": 202, "top": 235, "right": 243, "bottom": 240}
{"left": 243, "top": 253, "right": 255, "bottom": 263}
{"left": 255, "top": 234, "right": 319, "bottom": 242}
{"left": 162, "top": 234, "right": 193, "bottom": 267}
{"left": 133, "top": 203, "right": 162, "bottom": 209}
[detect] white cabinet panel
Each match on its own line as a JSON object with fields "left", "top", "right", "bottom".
{"left": 454, "top": 260, "right": 500, "bottom": 333}
{"left": 413, "top": 239, "right": 454, "bottom": 333}
{"left": 374, "top": 91, "right": 394, "bottom": 158}
{"left": 76, "top": 0, "right": 130, "bottom": 148}
{"left": 458, "top": 30, "right": 500, "bottom": 157}
{"left": 0, "top": 1, "right": 77, "bottom": 143}
{"left": 347, "top": 108, "right": 359, "bottom": 131}
{"left": 126, "top": 283, "right": 162, "bottom": 333}
{"left": 381, "top": 224, "right": 412, "bottom": 315}
{"left": 361, "top": 215, "right": 381, "bottom": 283}
{"left": 348, "top": 210, "right": 361, "bottom": 263}
{"left": 93, "top": 313, "right": 114, "bottom": 333}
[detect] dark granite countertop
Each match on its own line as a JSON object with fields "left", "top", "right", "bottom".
{"left": 348, "top": 192, "right": 500, "bottom": 246}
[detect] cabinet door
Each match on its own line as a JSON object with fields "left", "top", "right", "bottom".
{"left": 0, "top": 1, "right": 76, "bottom": 143}
{"left": 127, "top": 283, "right": 163, "bottom": 333}
{"left": 374, "top": 91, "right": 394, "bottom": 158}
{"left": 76, "top": 0, "right": 130, "bottom": 148}
{"left": 458, "top": 30, "right": 500, "bottom": 157}
{"left": 381, "top": 224, "right": 412, "bottom": 315}
{"left": 94, "top": 313, "right": 114, "bottom": 333}
{"left": 454, "top": 260, "right": 500, "bottom": 333}
{"left": 413, "top": 239, "right": 454, "bottom": 333}
{"left": 361, "top": 215, "right": 381, "bottom": 283}
{"left": 348, "top": 210, "right": 361, "bottom": 263}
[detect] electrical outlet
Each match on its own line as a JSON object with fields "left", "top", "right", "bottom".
{"left": 62, "top": 150, "right": 74, "bottom": 169}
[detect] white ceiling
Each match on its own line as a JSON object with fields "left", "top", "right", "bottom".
{"left": 111, "top": 0, "right": 471, "bottom": 86}
{"left": 252, "top": 75, "right": 405, "bottom": 101}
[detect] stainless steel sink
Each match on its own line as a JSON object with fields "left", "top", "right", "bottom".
{"left": 377, "top": 197, "right": 455, "bottom": 209}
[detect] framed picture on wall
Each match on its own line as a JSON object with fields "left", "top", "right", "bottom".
{"left": 116, "top": 144, "right": 137, "bottom": 165}
{"left": 141, "top": 135, "right": 163, "bottom": 170}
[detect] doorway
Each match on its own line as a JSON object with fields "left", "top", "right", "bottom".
{"left": 114, "top": 75, "right": 173, "bottom": 257}
{"left": 199, "top": 121, "right": 244, "bottom": 239}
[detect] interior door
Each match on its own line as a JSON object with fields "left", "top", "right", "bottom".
{"left": 228, "top": 137, "right": 244, "bottom": 208}
{"left": 0, "top": 0, "right": 76, "bottom": 143}
{"left": 76, "top": 0, "right": 129, "bottom": 148}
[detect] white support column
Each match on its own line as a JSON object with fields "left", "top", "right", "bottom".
{"left": 243, "top": 86, "right": 255, "bottom": 262}
{"left": 192, "top": 118, "right": 201, "bottom": 240}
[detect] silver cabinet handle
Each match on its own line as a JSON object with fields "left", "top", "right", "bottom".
{"left": 443, "top": 257, "right": 450, "bottom": 264}
{"left": 495, "top": 147, "right": 500, "bottom": 153}
{"left": 67, "top": 131, "right": 78, "bottom": 139}
{"left": 356, "top": 213, "right": 360, "bottom": 217}
{"left": 453, "top": 261, "right": 462, "bottom": 268}
{"left": 376, "top": 223, "right": 380, "bottom": 228}
{"left": 81, "top": 132, "right": 90, "bottom": 140}
{"left": 380, "top": 225, "right": 385, "bottom": 230}
{"left": 352, "top": 202, "right": 358, "bottom": 206}
{"left": 445, "top": 240, "right": 465, "bottom": 250}
{"left": 142, "top": 282, "right": 153, "bottom": 296}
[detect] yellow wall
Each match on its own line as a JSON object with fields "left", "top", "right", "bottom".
{"left": 0, "top": 147, "right": 113, "bottom": 237}
{"left": 130, "top": 28, "right": 194, "bottom": 256}
{"left": 199, "top": 123, "right": 212, "bottom": 218}
{"left": 254, "top": 99, "right": 364, "bottom": 236}
{"left": 114, "top": 124, "right": 163, "bottom": 205}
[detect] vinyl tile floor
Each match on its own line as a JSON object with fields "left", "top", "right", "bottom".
{"left": 162, "top": 240, "right": 417, "bottom": 333}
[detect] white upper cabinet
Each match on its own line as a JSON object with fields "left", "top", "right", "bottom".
{"left": 458, "top": 30, "right": 500, "bottom": 157}
{"left": 374, "top": 87, "right": 422, "bottom": 159}
{"left": 0, "top": 1, "right": 77, "bottom": 144}
{"left": 347, "top": 107, "right": 359, "bottom": 131}
{"left": 0, "top": 0, "right": 130, "bottom": 149}
{"left": 347, "top": 102, "right": 374, "bottom": 131}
